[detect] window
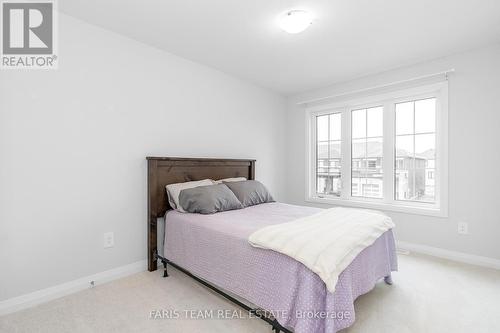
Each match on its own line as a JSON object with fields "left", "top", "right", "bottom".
{"left": 316, "top": 113, "right": 342, "bottom": 197}
{"left": 306, "top": 82, "right": 448, "bottom": 217}
{"left": 395, "top": 98, "right": 436, "bottom": 203}
{"left": 351, "top": 106, "right": 383, "bottom": 198}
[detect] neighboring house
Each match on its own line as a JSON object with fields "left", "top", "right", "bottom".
{"left": 421, "top": 149, "right": 436, "bottom": 201}
{"left": 394, "top": 153, "right": 426, "bottom": 201}
{"left": 317, "top": 142, "right": 435, "bottom": 202}
{"left": 396, "top": 148, "right": 435, "bottom": 202}
{"left": 351, "top": 141, "right": 383, "bottom": 198}
{"left": 316, "top": 141, "right": 342, "bottom": 196}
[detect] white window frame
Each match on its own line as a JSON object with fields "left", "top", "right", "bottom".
{"left": 305, "top": 82, "right": 448, "bottom": 217}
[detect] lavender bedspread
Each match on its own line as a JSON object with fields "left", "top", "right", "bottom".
{"left": 164, "top": 203, "right": 397, "bottom": 333}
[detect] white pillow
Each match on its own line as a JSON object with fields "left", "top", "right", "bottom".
{"left": 213, "top": 177, "right": 247, "bottom": 184}
{"left": 166, "top": 179, "right": 214, "bottom": 212}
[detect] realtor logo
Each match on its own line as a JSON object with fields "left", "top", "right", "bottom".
{"left": 1, "top": 0, "right": 57, "bottom": 69}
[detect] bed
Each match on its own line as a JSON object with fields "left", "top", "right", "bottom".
{"left": 147, "top": 157, "right": 397, "bottom": 333}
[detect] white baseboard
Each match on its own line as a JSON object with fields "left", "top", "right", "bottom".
{"left": 0, "top": 260, "right": 147, "bottom": 316}
{"left": 2, "top": 244, "right": 499, "bottom": 316}
{"left": 397, "top": 241, "right": 500, "bottom": 270}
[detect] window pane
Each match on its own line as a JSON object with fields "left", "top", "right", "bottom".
{"left": 317, "top": 174, "right": 341, "bottom": 197}
{"left": 364, "top": 137, "right": 383, "bottom": 197}
{"left": 329, "top": 162, "right": 341, "bottom": 172}
{"left": 317, "top": 175, "right": 327, "bottom": 194}
{"left": 318, "top": 141, "right": 328, "bottom": 159}
{"left": 415, "top": 98, "right": 436, "bottom": 134}
{"left": 425, "top": 168, "right": 436, "bottom": 202}
{"left": 317, "top": 159, "right": 328, "bottom": 168}
{"left": 329, "top": 113, "right": 341, "bottom": 141}
{"left": 316, "top": 112, "right": 342, "bottom": 197}
{"left": 351, "top": 182, "right": 359, "bottom": 197}
{"left": 352, "top": 107, "right": 384, "bottom": 199}
{"left": 329, "top": 141, "right": 341, "bottom": 159}
{"left": 395, "top": 98, "right": 437, "bottom": 204}
{"left": 363, "top": 182, "right": 382, "bottom": 198}
{"left": 367, "top": 137, "right": 383, "bottom": 158}
{"left": 317, "top": 115, "right": 328, "bottom": 141}
{"left": 352, "top": 139, "right": 366, "bottom": 160}
{"left": 415, "top": 133, "right": 435, "bottom": 158}
{"left": 396, "top": 167, "right": 435, "bottom": 203}
{"left": 396, "top": 135, "right": 413, "bottom": 157}
{"left": 367, "top": 106, "right": 383, "bottom": 137}
{"left": 317, "top": 167, "right": 328, "bottom": 174}
{"left": 352, "top": 109, "right": 366, "bottom": 139}
{"left": 352, "top": 171, "right": 383, "bottom": 198}
{"left": 351, "top": 175, "right": 366, "bottom": 197}
{"left": 395, "top": 171, "right": 410, "bottom": 200}
{"left": 415, "top": 134, "right": 435, "bottom": 202}
{"left": 396, "top": 102, "right": 414, "bottom": 135}
{"left": 330, "top": 176, "right": 342, "bottom": 196}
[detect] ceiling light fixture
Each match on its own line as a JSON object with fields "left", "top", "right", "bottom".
{"left": 279, "top": 10, "right": 313, "bottom": 34}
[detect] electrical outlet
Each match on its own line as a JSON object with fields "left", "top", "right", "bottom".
{"left": 103, "top": 232, "right": 114, "bottom": 248}
{"left": 458, "top": 222, "right": 468, "bottom": 235}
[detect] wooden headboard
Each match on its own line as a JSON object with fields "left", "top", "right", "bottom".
{"left": 146, "top": 157, "right": 256, "bottom": 271}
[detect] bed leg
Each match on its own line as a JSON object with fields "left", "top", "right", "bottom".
{"left": 384, "top": 274, "right": 393, "bottom": 285}
{"left": 162, "top": 261, "right": 169, "bottom": 278}
{"left": 271, "top": 319, "right": 281, "bottom": 333}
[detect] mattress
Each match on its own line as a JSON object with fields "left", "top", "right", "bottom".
{"left": 164, "top": 202, "right": 397, "bottom": 333}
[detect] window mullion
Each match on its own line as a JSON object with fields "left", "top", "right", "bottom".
{"left": 340, "top": 108, "right": 351, "bottom": 199}
{"left": 383, "top": 102, "right": 394, "bottom": 203}
{"left": 309, "top": 113, "right": 317, "bottom": 199}
{"left": 364, "top": 109, "right": 368, "bottom": 197}
{"left": 327, "top": 114, "right": 331, "bottom": 196}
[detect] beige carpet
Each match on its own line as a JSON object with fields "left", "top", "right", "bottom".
{"left": 1, "top": 253, "right": 499, "bottom": 333}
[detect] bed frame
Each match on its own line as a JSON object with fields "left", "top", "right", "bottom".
{"left": 147, "top": 157, "right": 291, "bottom": 333}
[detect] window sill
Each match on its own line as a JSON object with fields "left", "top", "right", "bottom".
{"left": 305, "top": 196, "right": 448, "bottom": 218}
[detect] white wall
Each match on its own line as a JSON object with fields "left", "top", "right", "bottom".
{"left": 285, "top": 44, "right": 500, "bottom": 261}
{"left": 0, "top": 14, "right": 286, "bottom": 301}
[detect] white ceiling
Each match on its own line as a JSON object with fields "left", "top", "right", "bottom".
{"left": 60, "top": 0, "right": 500, "bottom": 95}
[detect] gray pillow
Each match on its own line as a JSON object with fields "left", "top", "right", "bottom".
{"left": 223, "top": 180, "right": 274, "bottom": 207}
{"left": 179, "top": 184, "right": 243, "bottom": 214}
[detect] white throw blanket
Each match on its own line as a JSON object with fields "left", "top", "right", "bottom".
{"left": 248, "top": 207, "right": 395, "bottom": 292}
